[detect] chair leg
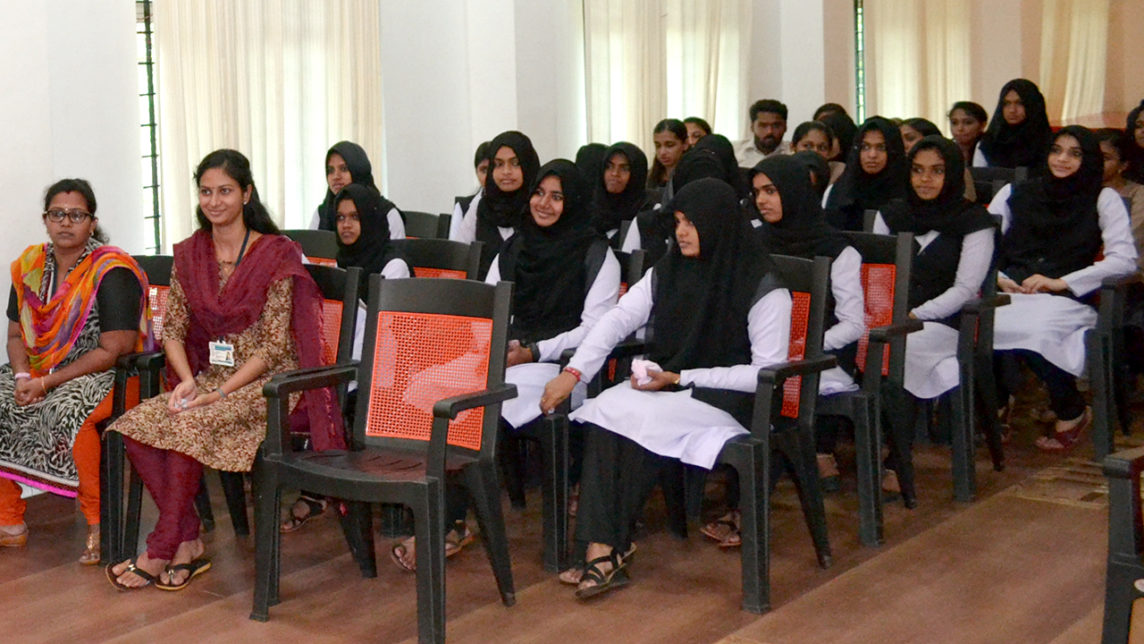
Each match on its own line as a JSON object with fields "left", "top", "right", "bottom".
{"left": 219, "top": 471, "right": 250, "bottom": 536}
{"left": 498, "top": 428, "right": 527, "bottom": 510}
{"left": 124, "top": 467, "right": 144, "bottom": 558}
{"left": 414, "top": 482, "right": 446, "bottom": 644}
{"left": 465, "top": 461, "right": 516, "bottom": 606}
{"left": 539, "top": 415, "right": 568, "bottom": 573}
{"left": 102, "top": 431, "right": 124, "bottom": 563}
{"left": 734, "top": 442, "right": 770, "bottom": 614}
{"left": 883, "top": 385, "right": 918, "bottom": 507}
{"left": 1102, "top": 560, "right": 1144, "bottom": 644}
{"left": 338, "top": 501, "right": 378, "bottom": 578}
{"left": 194, "top": 478, "right": 215, "bottom": 533}
{"left": 1089, "top": 330, "right": 1116, "bottom": 459}
{"left": 779, "top": 429, "right": 832, "bottom": 568}
{"left": 974, "top": 353, "right": 1005, "bottom": 472}
{"left": 951, "top": 382, "right": 976, "bottom": 503}
{"left": 852, "top": 397, "right": 883, "bottom": 547}
{"left": 250, "top": 457, "right": 279, "bottom": 621}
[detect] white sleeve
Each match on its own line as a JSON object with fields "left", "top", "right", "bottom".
{"left": 680, "top": 288, "right": 792, "bottom": 392}
{"left": 566, "top": 270, "right": 655, "bottom": 381}
{"left": 450, "top": 201, "right": 465, "bottom": 240}
{"left": 484, "top": 256, "right": 501, "bottom": 285}
{"left": 872, "top": 212, "right": 890, "bottom": 235}
{"left": 911, "top": 228, "right": 994, "bottom": 321}
{"left": 387, "top": 208, "right": 405, "bottom": 240}
{"left": 823, "top": 247, "right": 866, "bottom": 351}
{"left": 351, "top": 301, "right": 367, "bottom": 361}
{"left": 972, "top": 143, "right": 987, "bottom": 168}
{"left": 536, "top": 251, "right": 622, "bottom": 361}
{"left": 620, "top": 221, "right": 641, "bottom": 253}
{"left": 454, "top": 199, "right": 478, "bottom": 243}
{"left": 309, "top": 207, "right": 321, "bottom": 230}
{"left": 821, "top": 183, "right": 834, "bottom": 209}
{"left": 987, "top": 183, "right": 1013, "bottom": 233}
{"left": 381, "top": 257, "right": 411, "bottom": 280}
{"left": 1060, "top": 188, "right": 1138, "bottom": 296}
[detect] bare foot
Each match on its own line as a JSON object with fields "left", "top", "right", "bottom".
{"left": 162, "top": 538, "right": 206, "bottom": 586}
{"left": 112, "top": 552, "right": 167, "bottom": 588}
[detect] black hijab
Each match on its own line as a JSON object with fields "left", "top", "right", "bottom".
{"left": 1000, "top": 126, "right": 1105, "bottom": 283}
{"left": 475, "top": 131, "right": 540, "bottom": 277}
{"left": 637, "top": 147, "right": 728, "bottom": 265}
{"left": 317, "top": 141, "right": 388, "bottom": 231}
{"left": 819, "top": 111, "right": 858, "bottom": 163}
{"left": 825, "top": 116, "right": 909, "bottom": 230}
{"left": 1125, "top": 100, "right": 1144, "bottom": 184}
{"left": 691, "top": 134, "right": 745, "bottom": 196}
{"left": 649, "top": 178, "right": 775, "bottom": 372}
{"left": 791, "top": 150, "right": 831, "bottom": 197}
{"left": 750, "top": 155, "right": 849, "bottom": 259}
{"left": 978, "top": 79, "right": 1052, "bottom": 170}
{"left": 575, "top": 143, "right": 608, "bottom": 193}
{"left": 880, "top": 136, "right": 995, "bottom": 237}
{"left": 592, "top": 142, "right": 651, "bottom": 235}
{"left": 334, "top": 184, "right": 411, "bottom": 300}
{"left": 504, "top": 160, "right": 600, "bottom": 343}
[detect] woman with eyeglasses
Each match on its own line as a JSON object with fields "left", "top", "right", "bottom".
{"left": 0, "top": 178, "right": 149, "bottom": 565}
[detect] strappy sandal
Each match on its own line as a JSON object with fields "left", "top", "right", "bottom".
{"left": 389, "top": 522, "right": 474, "bottom": 573}
{"left": 78, "top": 524, "right": 100, "bottom": 565}
{"left": 156, "top": 558, "right": 212, "bottom": 591}
{"left": 559, "top": 543, "right": 637, "bottom": 585}
{"left": 1035, "top": 407, "right": 1092, "bottom": 453}
{"left": 280, "top": 496, "right": 327, "bottom": 533}
{"left": 105, "top": 558, "right": 157, "bottom": 591}
{"left": 574, "top": 550, "right": 630, "bottom": 600}
{"left": 700, "top": 511, "right": 741, "bottom": 548}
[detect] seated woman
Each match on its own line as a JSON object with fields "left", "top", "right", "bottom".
{"left": 0, "top": 179, "right": 148, "bottom": 564}
{"left": 591, "top": 142, "right": 652, "bottom": 244}
{"left": 575, "top": 143, "right": 608, "bottom": 188}
{"left": 389, "top": 160, "right": 620, "bottom": 571}
{"left": 1098, "top": 129, "right": 1144, "bottom": 267}
{"left": 792, "top": 120, "right": 844, "bottom": 186}
{"left": 1126, "top": 101, "right": 1144, "bottom": 185}
{"left": 647, "top": 119, "right": 690, "bottom": 190}
{"left": 899, "top": 118, "right": 941, "bottom": 153}
{"left": 948, "top": 101, "right": 988, "bottom": 166}
{"left": 107, "top": 149, "right": 342, "bottom": 590}
{"left": 975, "top": 79, "right": 1051, "bottom": 171}
{"left": 310, "top": 141, "right": 405, "bottom": 239}
{"left": 824, "top": 116, "right": 909, "bottom": 231}
{"left": 281, "top": 183, "right": 413, "bottom": 533}
{"left": 990, "top": 126, "right": 1136, "bottom": 452}
{"left": 683, "top": 116, "right": 712, "bottom": 146}
{"left": 819, "top": 111, "right": 858, "bottom": 165}
{"left": 872, "top": 136, "right": 996, "bottom": 505}
{"left": 449, "top": 141, "right": 491, "bottom": 241}
{"left": 454, "top": 130, "right": 541, "bottom": 279}
{"left": 540, "top": 178, "right": 792, "bottom": 598}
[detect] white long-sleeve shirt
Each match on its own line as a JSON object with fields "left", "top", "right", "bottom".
{"left": 824, "top": 246, "right": 866, "bottom": 351}
{"left": 454, "top": 194, "right": 512, "bottom": 245}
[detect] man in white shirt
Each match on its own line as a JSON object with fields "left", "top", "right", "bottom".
{"left": 735, "top": 99, "right": 791, "bottom": 168}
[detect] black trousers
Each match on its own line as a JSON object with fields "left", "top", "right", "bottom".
{"left": 995, "top": 350, "right": 1086, "bottom": 421}
{"left": 574, "top": 423, "right": 677, "bottom": 552}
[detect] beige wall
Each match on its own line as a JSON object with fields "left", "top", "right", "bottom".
{"left": 1106, "top": 0, "right": 1144, "bottom": 119}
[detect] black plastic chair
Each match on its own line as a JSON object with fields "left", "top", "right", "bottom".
{"left": 251, "top": 277, "right": 518, "bottom": 644}
{"left": 1090, "top": 273, "right": 1143, "bottom": 459}
{"left": 436, "top": 213, "right": 453, "bottom": 239}
{"left": 1101, "top": 445, "right": 1144, "bottom": 642}
{"left": 283, "top": 229, "right": 339, "bottom": 266}
{"left": 403, "top": 211, "right": 443, "bottom": 239}
{"left": 390, "top": 238, "right": 482, "bottom": 280}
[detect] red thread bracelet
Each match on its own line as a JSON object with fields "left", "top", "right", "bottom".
{"left": 563, "top": 366, "right": 582, "bottom": 382}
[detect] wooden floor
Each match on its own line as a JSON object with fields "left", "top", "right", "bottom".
{"left": 0, "top": 389, "right": 1125, "bottom": 643}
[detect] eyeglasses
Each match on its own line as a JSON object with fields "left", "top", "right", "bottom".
{"left": 44, "top": 209, "right": 93, "bottom": 223}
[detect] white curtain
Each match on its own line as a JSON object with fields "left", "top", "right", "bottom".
{"left": 1039, "top": 0, "right": 1109, "bottom": 122}
{"left": 155, "top": 0, "right": 382, "bottom": 249}
{"left": 864, "top": 0, "right": 971, "bottom": 131}
{"left": 583, "top": 0, "right": 750, "bottom": 153}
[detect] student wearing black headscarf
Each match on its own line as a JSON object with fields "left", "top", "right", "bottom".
{"left": 1125, "top": 100, "right": 1144, "bottom": 184}
{"left": 792, "top": 150, "right": 832, "bottom": 198}
{"left": 976, "top": 79, "right": 1052, "bottom": 171}
{"left": 454, "top": 130, "right": 541, "bottom": 278}
{"left": 311, "top": 141, "right": 405, "bottom": 239}
{"left": 575, "top": 143, "right": 608, "bottom": 195}
{"left": 819, "top": 111, "right": 858, "bottom": 166}
{"left": 873, "top": 136, "right": 996, "bottom": 505}
{"left": 591, "top": 142, "right": 652, "bottom": 243}
{"left": 824, "top": 116, "right": 909, "bottom": 231}
{"left": 990, "top": 126, "right": 1136, "bottom": 452}
{"left": 540, "top": 178, "right": 791, "bottom": 599}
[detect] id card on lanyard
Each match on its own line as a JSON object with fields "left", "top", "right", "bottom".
{"left": 207, "top": 228, "right": 250, "bottom": 369}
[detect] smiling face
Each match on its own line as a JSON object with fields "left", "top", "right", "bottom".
{"left": 43, "top": 191, "right": 97, "bottom": 253}
{"left": 1048, "top": 134, "right": 1083, "bottom": 179}
{"left": 654, "top": 131, "right": 687, "bottom": 171}
{"left": 603, "top": 152, "right": 631, "bottom": 195}
{"left": 335, "top": 198, "right": 362, "bottom": 246}
{"left": 910, "top": 148, "right": 946, "bottom": 201}
{"left": 752, "top": 172, "right": 783, "bottom": 224}
{"left": 794, "top": 129, "right": 831, "bottom": 158}
{"left": 529, "top": 175, "right": 564, "bottom": 228}
{"left": 1002, "top": 89, "right": 1026, "bottom": 126}
{"left": 198, "top": 167, "right": 251, "bottom": 229}
{"left": 492, "top": 146, "right": 524, "bottom": 192}
{"left": 949, "top": 108, "right": 985, "bottom": 147}
{"left": 326, "top": 152, "right": 352, "bottom": 195}
{"left": 859, "top": 130, "right": 889, "bottom": 175}
{"left": 673, "top": 211, "right": 700, "bottom": 257}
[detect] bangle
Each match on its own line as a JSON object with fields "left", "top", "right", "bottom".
{"left": 525, "top": 342, "right": 540, "bottom": 363}
{"left": 13, "top": 372, "right": 30, "bottom": 381}
{"left": 39, "top": 377, "right": 48, "bottom": 394}
{"left": 673, "top": 373, "right": 682, "bottom": 386}
{"left": 216, "top": 387, "right": 228, "bottom": 399}
{"left": 563, "top": 366, "right": 582, "bottom": 382}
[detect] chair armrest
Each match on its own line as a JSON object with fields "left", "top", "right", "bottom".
{"left": 756, "top": 354, "right": 839, "bottom": 386}
{"left": 961, "top": 294, "right": 1010, "bottom": 315}
{"left": 1104, "top": 446, "right": 1144, "bottom": 479}
{"left": 867, "top": 319, "right": 924, "bottom": 343}
{"left": 432, "top": 383, "right": 518, "bottom": 420}
{"left": 262, "top": 363, "right": 359, "bottom": 400}
{"left": 1102, "top": 273, "right": 1142, "bottom": 293}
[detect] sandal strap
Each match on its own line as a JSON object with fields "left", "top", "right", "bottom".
{"left": 123, "top": 561, "right": 157, "bottom": 584}
{"left": 580, "top": 551, "right": 622, "bottom": 586}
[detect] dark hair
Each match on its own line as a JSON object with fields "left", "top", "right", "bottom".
{"left": 683, "top": 116, "right": 712, "bottom": 135}
{"left": 749, "top": 99, "right": 788, "bottom": 122}
{"left": 43, "top": 178, "right": 108, "bottom": 243}
{"left": 902, "top": 118, "right": 941, "bottom": 138}
{"left": 791, "top": 120, "right": 834, "bottom": 146}
{"left": 648, "top": 119, "right": 690, "bottom": 187}
{"left": 813, "top": 103, "right": 848, "bottom": 121}
{"left": 948, "top": 101, "right": 988, "bottom": 124}
{"left": 474, "top": 141, "right": 491, "bottom": 169}
{"left": 1096, "top": 128, "right": 1132, "bottom": 163}
{"left": 193, "top": 149, "right": 280, "bottom": 235}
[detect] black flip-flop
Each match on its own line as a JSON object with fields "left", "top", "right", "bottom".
{"left": 106, "top": 558, "right": 157, "bottom": 591}
{"left": 156, "top": 558, "right": 212, "bottom": 591}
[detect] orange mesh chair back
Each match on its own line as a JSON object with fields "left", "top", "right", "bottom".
{"left": 390, "top": 238, "right": 482, "bottom": 281}
{"left": 355, "top": 277, "right": 511, "bottom": 458}
{"left": 842, "top": 232, "right": 913, "bottom": 381}
{"left": 304, "top": 264, "right": 361, "bottom": 368}
{"left": 770, "top": 255, "right": 830, "bottom": 421}
{"left": 283, "top": 229, "right": 339, "bottom": 266}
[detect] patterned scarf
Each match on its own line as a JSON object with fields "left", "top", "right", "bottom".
{"left": 12, "top": 239, "right": 151, "bottom": 376}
